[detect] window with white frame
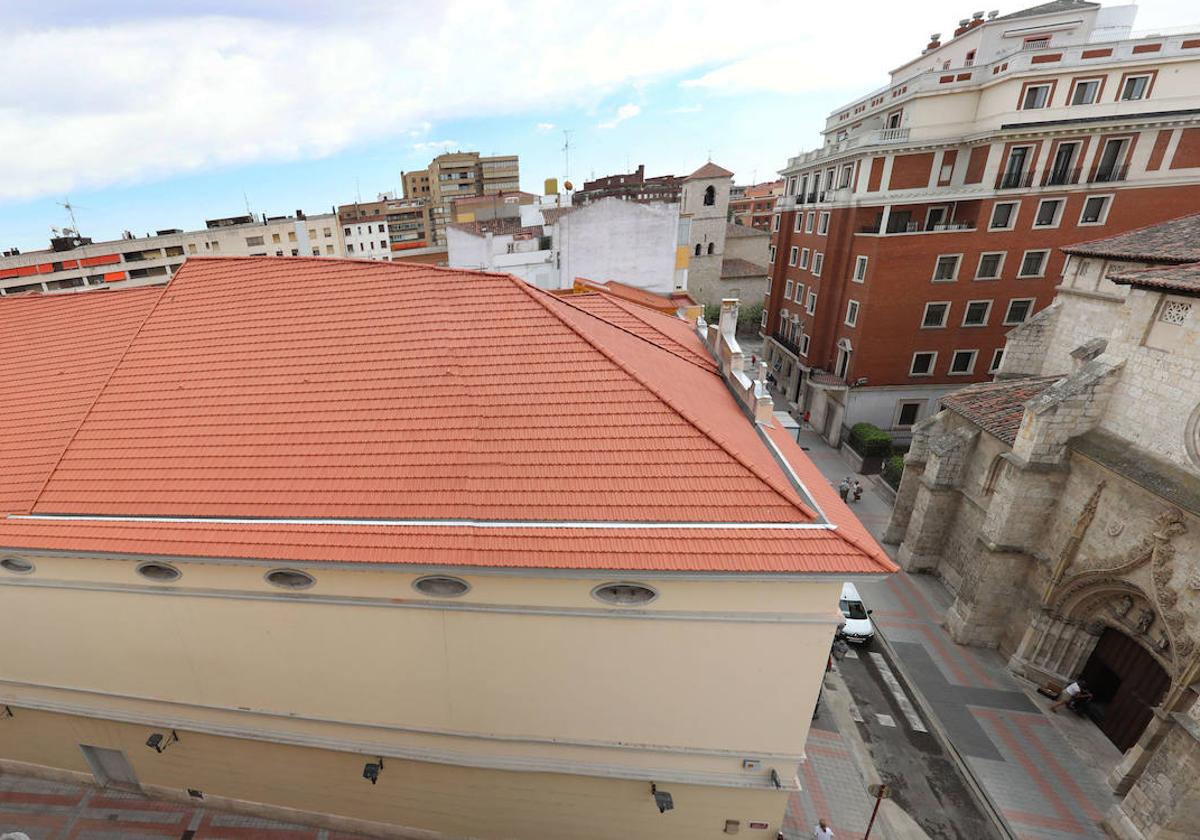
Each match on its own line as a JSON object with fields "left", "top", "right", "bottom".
{"left": 805, "top": 212, "right": 815, "bottom": 233}
{"left": 963, "top": 300, "right": 992, "bottom": 327}
{"left": 840, "top": 165, "right": 853, "bottom": 188}
{"left": 932, "top": 254, "right": 961, "bottom": 282}
{"left": 989, "top": 201, "right": 1018, "bottom": 230}
{"left": 949, "top": 349, "right": 978, "bottom": 375}
{"left": 910, "top": 351, "right": 937, "bottom": 376}
{"left": 1079, "top": 195, "right": 1111, "bottom": 225}
{"left": 800, "top": 334, "right": 811, "bottom": 355}
{"left": 989, "top": 348, "right": 1005, "bottom": 373}
{"left": 806, "top": 290, "right": 817, "bottom": 315}
{"left": 772, "top": 215, "right": 780, "bottom": 232}
{"left": 1021, "top": 83, "right": 1051, "bottom": 110}
{"left": 794, "top": 213, "right": 804, "bottom": 232}
{"left": 761, "top": 309, "right": 768, "bottom": 328}
{"left": 895, "top": 400, "right": 924, "bottom": 428}
{"left": 976, "top": 252, "right": 1005, "bottom": 280}
{"left": 845, "top": 299, "right": 860, "bottom": 327}
{"left": 794, "top": 282, "right": 804, "bottom": 303}
{"left": 818, "top": 212, "right": 830, "bottom": 235}
{"left": 1004, "top": 298, "right": 1036, "bottom": 324}
{"left": 1120, "top": 74, "right": 1151, "bottom": 101}
{"left": 787, "top": 177, "right": 797, "bottom": 196}
{"left": 769, "top": 245, "right": 776, "bottom": 263}
{"left": 784, "top": 279, "right": 793, "bottom": 299}
{"left": 853, "top": 255, "right": 868, "bottom": 282}
{"left": 1070, "top": 78, "right": 1100, "bottom": 105}
{"left": 1018, "top": 250, "right": 1049, "bottom": 277}
{"left": 813, "top": 253, "right": 824, "bottom": 276}
{"left": 800, "top": 247, "right": 811, "bottom": 269}
{"left": 789, "top": 246, "right": 799, "bottom": 266}
{"left": 1034, "top": 198, "right": 1064, "bottom": 228}
{"left": 922, "top": 302, "right": 950, "bottom": 328}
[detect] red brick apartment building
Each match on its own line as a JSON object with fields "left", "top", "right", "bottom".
{"left": 730, "top": 180, "right": 784, "bottom": 232}
{"left": 762, "top": 0, "right": 1200, "bottom": 445}
{"left": 572, "top": 164, "right": 683, "bottom": 205}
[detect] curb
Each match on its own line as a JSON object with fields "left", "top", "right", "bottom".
{"left": 872, "top": 626, "right": 1019, "bottom": 840}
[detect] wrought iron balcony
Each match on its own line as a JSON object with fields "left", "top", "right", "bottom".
{"left": 772, "top": 330, "right": 802, "bottom": 356}
{"left": 995, "top": 171, "right": 1035, "bottom": 190}
{"left": 1042, "top": 167, "right": 1082, "bottom": 187}
{"left": 1090, "top": 164, "right": 1128, "bottom": 184}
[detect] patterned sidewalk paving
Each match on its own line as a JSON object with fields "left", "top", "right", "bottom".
{"left": 0, "top": 776, "right": 372, "bottom": 840}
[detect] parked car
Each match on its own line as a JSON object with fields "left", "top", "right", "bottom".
{"left": 839, "top": 581, "right": 875, "bottom": 644}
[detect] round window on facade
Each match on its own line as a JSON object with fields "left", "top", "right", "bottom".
{"left": 592, "top": 582, "right": 658, "bottom": 606}
{"left": 413, "top": 575, "right": 470, "bottom": 597}
{"left": 136, "top": 561, "right": 181, "bottom": 582}
{"left": 265, "top": 569, "right": 315, "bottom": 590}
{"left": 0, "top": 557, "right": 34, "bottom": 575}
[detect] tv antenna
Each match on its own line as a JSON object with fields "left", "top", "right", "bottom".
{"left": 243, "top": 191, "right": 253, "bottom": 216}
{"left": 56, "top": 198, "right": 81, "bottom": 235}
{"left": 562, "top": 129, "right": 573, "bottom": 183}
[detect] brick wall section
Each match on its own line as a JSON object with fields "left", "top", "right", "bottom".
{"left": 866, "top": 158, "right": 884, "bottom": 192}
{"left": 964, "top": 146, "right": 990, "bottom": 184}
{"left": 888, "top": 153, "right": 934, "bottom": 190}
{"left": 1146, "top": 130, "right": 1174, "bottom": 171}
{"left": 1170, "top": 128, "right": 1200, "bottom": 170}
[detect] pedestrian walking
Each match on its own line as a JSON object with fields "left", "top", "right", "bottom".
{"left": 852, "top": 480, "right": 864, "bottom": 503}
{"left": 837, "top": 477, "right": 851, "bottom": 501}
{"left": 813, "top": 817, "right": 835, "bottom": 839}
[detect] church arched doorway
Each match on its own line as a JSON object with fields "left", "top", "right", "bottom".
{"left": 1078, "top": 627, "right": 1170, "bottom": 751}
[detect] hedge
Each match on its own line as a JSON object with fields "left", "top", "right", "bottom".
{"left": 883, "top": 454, "right": 905, "bottom": 489}
{"left": 848, "top": 422, "right": 893, "bottom": 458}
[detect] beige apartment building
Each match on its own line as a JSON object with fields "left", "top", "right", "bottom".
{"left": 0, "top": 211, "right": 343, "bottom": 296}
{"left": 0, "top": 256, "right": 894, "bottom": 839}
{"left": 337, "top": 194, "right": 435, "bottom": 261}
{"left": 403, "top": 151, "right": 521, "bottom": 245}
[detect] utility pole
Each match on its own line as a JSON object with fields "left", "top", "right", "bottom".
{"left": 562, "top": 130, "right": 573, "bottom": 184}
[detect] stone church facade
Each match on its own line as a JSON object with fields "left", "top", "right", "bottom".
{"left": 886, "top": 214, "right": 1200, "bottom": 839}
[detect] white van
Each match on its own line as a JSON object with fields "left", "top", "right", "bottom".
{"left": 838, "top": 582, "right": 874, "bottom": 644}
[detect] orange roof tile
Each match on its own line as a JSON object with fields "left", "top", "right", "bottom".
{"left": 685, "top": 162, "right": 735, "bottom": 180}
{"left": 0, "top": 257, "right": 893, "bottom": 574}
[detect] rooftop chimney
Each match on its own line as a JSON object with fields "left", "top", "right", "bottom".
{"left": 699, "top": 300, "right": 774, "bottom": 423}
{"left": 926, "top": 32, "right": 943, "bottom": 50}
{"left": 953, "top": 18, "right": 971, "bottom": 36}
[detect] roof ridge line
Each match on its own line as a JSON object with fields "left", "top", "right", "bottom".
{"left": 23, "top": 281, "right": 173, "bottom": 515}
{"left": 550, "top": 292, "right": 719, "bottom": 376}
{"left": 510, "top": 278, "right": 819, "bottom": 522}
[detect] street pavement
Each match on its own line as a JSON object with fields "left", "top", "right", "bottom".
{"left": 787, "top": 417, "right": 1123, "bottom": 840}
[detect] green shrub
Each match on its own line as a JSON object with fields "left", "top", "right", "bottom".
{"left": 883, "top": 454, "right": 905, "bottom": 488}
{"left": 737, "top": 302, "right": 764, "bottom": 334}
{"left": 704, "top": 303, "right": 722, "bottom": 324}
{"left": 848, "top": 422, "right": 893, "bottom": 458}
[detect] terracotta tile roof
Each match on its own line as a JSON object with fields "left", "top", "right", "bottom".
{"left": 566, "top": 278, "right": 684, "bottom": 313}
{"left": 0, "top": 287, "right": 164, "bottom": 513}
{"left": 540, "top": 206, "right": 578, "bottom": 225}
{"left": 0, "top": 257, "right": 893, "bottom": 574}
{"left": 726, "top": 223, "right": 769, "bottom": 239}
{"left": 448, "top": 218, "right": 541, "bottom": 237}
{"left": 941, "top": 376, "right": 1062, "bottom": 443}
{"left": 685, "top": 162, "right": 734, "bottom": 181}
{"left": 721, "top": 258, "right": 768, "bottom": 279}
{"left": 553, "top": 293, "right": 717, "bottom": 373}
{"left": 1107, "top": 262, "right": 1200, "bottom": 296}
{"left": 1062, "top": 213, "right": 1200, "bottom": 264}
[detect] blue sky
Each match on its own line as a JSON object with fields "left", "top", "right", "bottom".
{"left": 1, "top": 0, "right": 1192, "bottom": 251}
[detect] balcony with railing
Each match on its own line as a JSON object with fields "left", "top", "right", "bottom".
{"left": 772, "top": 330, "right": 802, "bottom": 357}
{"left": 995, "top": 170, "right": 1035, "bottom": 190}
{"left": 1041, "top": 167, "right": 1082, "bottom": 187}
{"left": 1090, "top": 163, "right": 1129, "bottom": 184}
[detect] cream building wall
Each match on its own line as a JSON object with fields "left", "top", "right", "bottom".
{"left": 0, "top": 549, "right": 848, "bottom": 838}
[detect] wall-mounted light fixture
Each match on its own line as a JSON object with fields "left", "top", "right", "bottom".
{"left": 363, "top": 757, "right": 384, "bottom": 785}
{"left": 145, "top": 730, "right": 179, "bottom": 753}
{"left": 651, "top": 783, "right": 674, "bottom": 813}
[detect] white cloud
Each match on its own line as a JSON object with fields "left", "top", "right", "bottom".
{"left": 597, "top": 103, "right": 640, "bottom": 130}
{"left": 412, "top": 139, "right": 460, "bottom": 152}
{"left": 536, "top": 122, "right": 556, "bottom": 132}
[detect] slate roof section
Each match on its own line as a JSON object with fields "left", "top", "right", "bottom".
{"left": 0, "top": 287, "right": 164, "bottom": 513}
{"left": 995, "top": 0, "right": 1098, "bottom": 21}
{"left": 721, "top": 258, "right": 768, "bottom": 279}
{"left": 1106, "top": 262, "right": 1200, "bottom": 296}
{"left": 1062, "top": 213, "right": 1200, "bottom": 264}
{"left": 941, "top": 376, "right": 1062, "bottom": 443}
{"left": 685, "top": 162, "right": 735, "bottom": 181}
{"left": 0, "top": 257, "right": 895, "bottom": 574}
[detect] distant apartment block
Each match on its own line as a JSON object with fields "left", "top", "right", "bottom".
{"left": 0, "top": 211, "right": 344, "bottom": 296}
{"left": 762, "top": 0, "right": 1200, "bottom": 445}
{"left": 729, "top": 179, "right": 784, "bottom": 231}
{"left": 337, "top": 194, "right": 433, "bottom": 261}
{"left": 572, "top": 164, "right": 683, "bottom": 206}
{"left": 402, "top": 151, "right": 521, "bottom": 246}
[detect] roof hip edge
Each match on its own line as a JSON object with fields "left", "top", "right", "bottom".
{"left": 511, "top": 278, "right": 819, "bottom": 522}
